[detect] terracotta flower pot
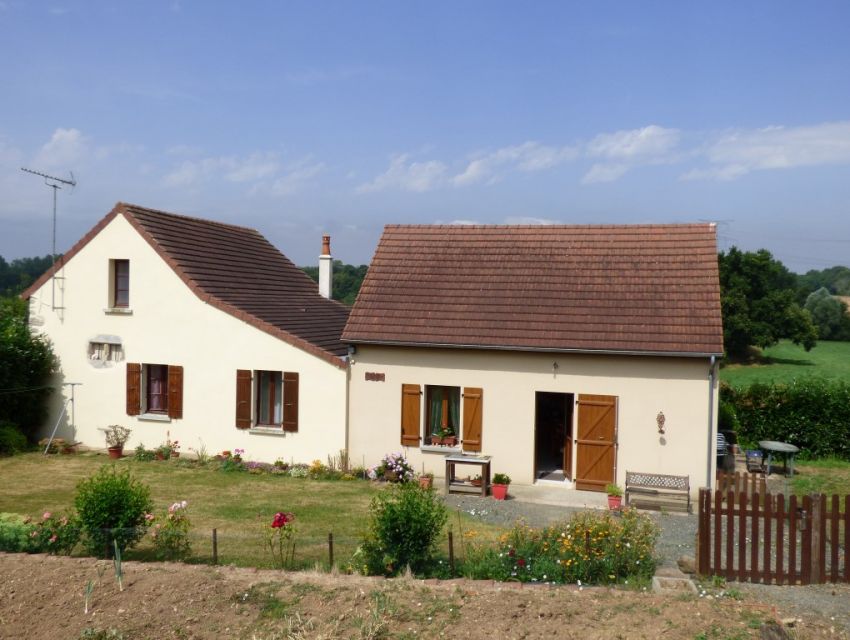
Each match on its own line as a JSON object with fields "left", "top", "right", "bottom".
{"left": 492, "top": 483, "right": 508, "bottom": 500}
{"left": 107, "top": 446, "right": 123, "bottom": 460}
{"left": 607, "top": 495, "right": 622, "bottom": 510}
{"left": 419, "top": 476, "right": 433, "bottom": 489}
{"left": 155, "top": 451, "right": 166, "bottom": 460}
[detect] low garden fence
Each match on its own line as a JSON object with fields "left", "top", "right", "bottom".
{"left": 697, "top": 488, "right": 849, "bottom": 585}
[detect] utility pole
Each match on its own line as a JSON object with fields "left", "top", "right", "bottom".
{"left": 20, "top": 167, "right": 76, "bottom": 310}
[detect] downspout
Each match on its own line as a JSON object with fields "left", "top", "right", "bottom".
{"left": 706, "top": 356, "right": 717, "bottom": 489}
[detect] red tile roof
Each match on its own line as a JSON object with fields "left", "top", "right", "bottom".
{"left": 342, "top": 224, "right": 723, "bottom": 356}
{"left": 23, "top": 203, "right": 349, "bottom": 366}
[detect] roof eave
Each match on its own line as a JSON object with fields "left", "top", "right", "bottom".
{"left": 343, "top": 337, "right": 723, "bottom": 359}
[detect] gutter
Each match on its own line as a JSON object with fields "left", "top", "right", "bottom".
{"left": 343, "top": 338, "right": 723, "bottom": 359}
{"left": 706, "top": 355, "right": 717, "bottom": 489}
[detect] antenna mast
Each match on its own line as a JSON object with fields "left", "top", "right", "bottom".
{"left": 20, "top": 167, "right": 76, "bottom": 264}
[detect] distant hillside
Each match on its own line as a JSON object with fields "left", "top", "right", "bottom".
{"left": 301, "top": 261, "right": 368, "bottom": 306}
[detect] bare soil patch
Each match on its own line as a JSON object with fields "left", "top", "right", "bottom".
{"left": 1, "top": 553, "right": 846, "bottom": 639}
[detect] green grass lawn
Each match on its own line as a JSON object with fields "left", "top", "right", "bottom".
{"left": 720, "top": 339, "right": 850, "bottom": 387}
{"left": 0, "top": 452, "right": 502, "bottom": 569}
{"left": 790, "top": 458, "right": 850, "bottom": 502}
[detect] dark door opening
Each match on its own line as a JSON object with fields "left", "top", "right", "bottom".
{"left": 534, "top": 392, "right": 573, "bottom": 481}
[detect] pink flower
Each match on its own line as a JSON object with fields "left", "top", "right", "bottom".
{"left": 144, "top": 513, "right": 155, "bottom": 521}
{"left": 49, "top": 535, "right": 57, "bottom": 543}
{"left": 42, "top": 512, "right": 52, "bottom": 520}
{"left": 271, "top": 512, "right": 294, "bottom": 528}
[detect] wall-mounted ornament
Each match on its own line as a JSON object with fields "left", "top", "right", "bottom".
{"left": 656, "top": 411, "right": 666, "bottom": 434}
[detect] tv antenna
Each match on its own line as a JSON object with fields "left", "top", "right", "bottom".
{"left": 20, "top": 167, "right": 76, "bottom": 264}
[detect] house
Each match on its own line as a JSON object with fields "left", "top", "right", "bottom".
{"left": 343, "top": 224, "right": 724, "bottom": 496}
{"left": 23, "top": 203, "right": 349, "bottom": 461}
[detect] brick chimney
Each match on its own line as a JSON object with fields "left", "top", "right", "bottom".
{"left": 319, "top": 235, "right": 332, "bottom": 299}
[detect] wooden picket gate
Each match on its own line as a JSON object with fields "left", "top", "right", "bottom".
{"left": 697, "top": 488, "right": 849, "bottom": 584}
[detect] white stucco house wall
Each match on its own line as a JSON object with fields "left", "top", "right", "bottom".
{"left": 23, "top": 203, "right": 349, "bottom": 462}
{"left": 342, "top": 224, "right": 724, "bottom": 499}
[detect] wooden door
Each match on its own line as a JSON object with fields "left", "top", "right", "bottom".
{"left": 575, "top": 394, "right": 617, "bottom": 492}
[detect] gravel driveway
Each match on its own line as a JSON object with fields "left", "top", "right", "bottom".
{"left": 445, "top": 493, "right": 850, "bottom": 632}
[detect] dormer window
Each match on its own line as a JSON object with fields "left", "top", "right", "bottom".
{"left": 113, "top": 259, "right": 129, "bottom": 307}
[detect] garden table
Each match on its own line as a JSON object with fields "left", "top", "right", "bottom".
{"left": 758, "top": 440, "right": 800, "bottom": 477}
{"left": 445, "top": 454, "right": 491, "bottom": 497}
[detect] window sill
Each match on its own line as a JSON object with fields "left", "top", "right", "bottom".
{"left": 137, "top": 413, "right": 171, "bottom": 423}
{"left": 104, "top": 307, "right": 133, "bottom": 316}
{"left": 249, "top": 427, "right": 288, "bottom": 437}
{"left": 421, "top": 444, "right": 461, "bottom": 454}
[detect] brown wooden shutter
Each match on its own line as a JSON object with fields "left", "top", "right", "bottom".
{"left": 167, "top": 365, "right": 183, "bottom": 419}
{"left": 282, "top": 372, "right": 299, "bottom": 432}
{"left": 126, "top": 363, "right": 141, "bottom": 416}
{"left": 235, "top": 369, "right": 252, "bottom": 429}
{"left": 462, "top": 387, "right": 483, "bottom": 452}
{"left": 401, "top": 384, "right": 421, "bottom": 447}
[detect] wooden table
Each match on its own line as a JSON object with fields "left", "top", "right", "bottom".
{"left": 445, "top": 454, "right": 491, "bottom": 497}
{"left": 758, "top": 440, "right": 800, "bottom": 476}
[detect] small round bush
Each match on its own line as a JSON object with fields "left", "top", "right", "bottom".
{"left": 359, "top": 482, "right": 447, "bottom": 576}
{"left": 0, "top": 421, "right": 29, "bottom": 456}
{"left": 74, "top": 465, "right": 153, "bottom": 557}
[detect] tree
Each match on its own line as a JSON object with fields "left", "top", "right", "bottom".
{"left": 301, "top": 260, "right": 368, "bottom": 306}
{"left": 804, "top": 287, "right": 850, "bottom": 341}
{"left": 0, "top": 254, "right": 55, "bottom": 297}
{"left": 0, "top": 298, "right": 57, "bottom": 439}
{"left": 718, "top": 247, "right": 818, "bottom": 358}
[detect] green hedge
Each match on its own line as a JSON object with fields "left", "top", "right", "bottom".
{"left": 721, "top": 378, "right": 850, "bottom": 460}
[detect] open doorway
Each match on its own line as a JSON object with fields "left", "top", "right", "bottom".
{"left": 534, "top": 392, "right": 573, "bottom": 481}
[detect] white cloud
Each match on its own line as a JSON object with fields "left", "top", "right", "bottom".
{"left": 587, "top": 125, "right": 680, "bottom": 159}
{"left": 356, "top": 154, "right": 448, "bottom": 193}
{"left": 452, "top": 141, "right": 577, "bottom": 187}
{"left": 223, "top": 152, "right": 279, "bottom": 183}
{"left": 683, "top": 121, "right": 850, "bottom": 180}
{"left": 270, "top": 161, "right": 325, "bottom": 196}
{"left": 34, "top": 128, "right": 90, "bottom": 169}
{"left": 581, "top": 163, "right": 630, "bottom": 184}
{"left": 163, "top": 157, "right": 220, "bottom": 187}
{"left": 503, "top": 216, "right": 559, "bottom": 225}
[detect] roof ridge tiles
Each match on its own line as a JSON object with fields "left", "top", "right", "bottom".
{"left": 121, "top": 202, "right": 261, "bottom": 234}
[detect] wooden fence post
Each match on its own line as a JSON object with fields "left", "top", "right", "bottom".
{"left": 448, "top": 529, "right": 455, "bottom": 577}
{"left": 328, "top": 532, "right": 334, "bottom": 569}
{"left": 810, "top": 495, "right": 823, "bottom": 584}
{"left": 212, "top": 528, "right": 218, "bottom": 565}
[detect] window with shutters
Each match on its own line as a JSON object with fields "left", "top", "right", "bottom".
{"left": 401, "top": 384, "right": 483, "bottom": 452}
{"left": 126, "top": 362, "right": 183, "bottom": 420}
{"left": 234, "top": 369, "right": 299, "bottom": 432}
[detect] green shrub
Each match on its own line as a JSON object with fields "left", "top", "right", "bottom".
{"left": 722, "top": 378, "right": 850, "bottom": 459}
{"left": 27, "top": 511, "right": 81, "bottom": 555}
{"left": 150, "top": 500, "right": 192, "bottom": 561}
{"left": 357, "top": 482, "right": 448, "bottom": 576}
{"left": 74, "top": 466, "right": 153, "bottom": 557}
{"left": 0, "top": 421, "right": 28, "bottom": 456}
{"left": 133, "top": 444, "right": 156, "bottom": 462}
{"left": 461, "top": 509, "right": 659, "bottom": 584}
{"left": 0, "top": 513, "right": 33, "bottom": 552}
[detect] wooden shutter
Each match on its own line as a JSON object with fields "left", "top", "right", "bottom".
{"left": 167, "top": 365, "right": 183, "bottom": 419}
{"left": 126, "top": 363, "right": 141, "bottom": 416}
{"left": 282, "top": 372, "right": 299, "bottom": 432}
{"left": 462, "top": 387, "right": 483, "bottom": 452}
{"left": 235, "top": 369, "right": 252, "bottom": 429}
{"left": 401, "top": 384, "right": 421, "bottom": 447}
{"left": 575, "top": 394, "right": 617, "bottom": 492}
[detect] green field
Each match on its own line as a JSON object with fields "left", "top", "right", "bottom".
{"left": 720, "top": 339, "right": 850, "bottom": 387}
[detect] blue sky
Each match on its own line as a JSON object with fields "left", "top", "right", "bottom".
{"left": 1, "top": 1, "right": 849, "bottom": 272}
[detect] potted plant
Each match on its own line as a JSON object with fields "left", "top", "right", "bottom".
{"left": 491, "top": 473, "right": 511, "bottom": 500}
{"left": 469, "top": 473, "right": 483, "bottom": 487}
{"left": 104, "top": 425, "right": 131, "bottom": 459}
{"left": 605, "top": 483, "right": 623, "bottom": 510}
{"left": 418, "top": 472, "right": 434, "bottom": 490}
{"left": 434, "top": 427, "right": 457, "bottom": 447}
